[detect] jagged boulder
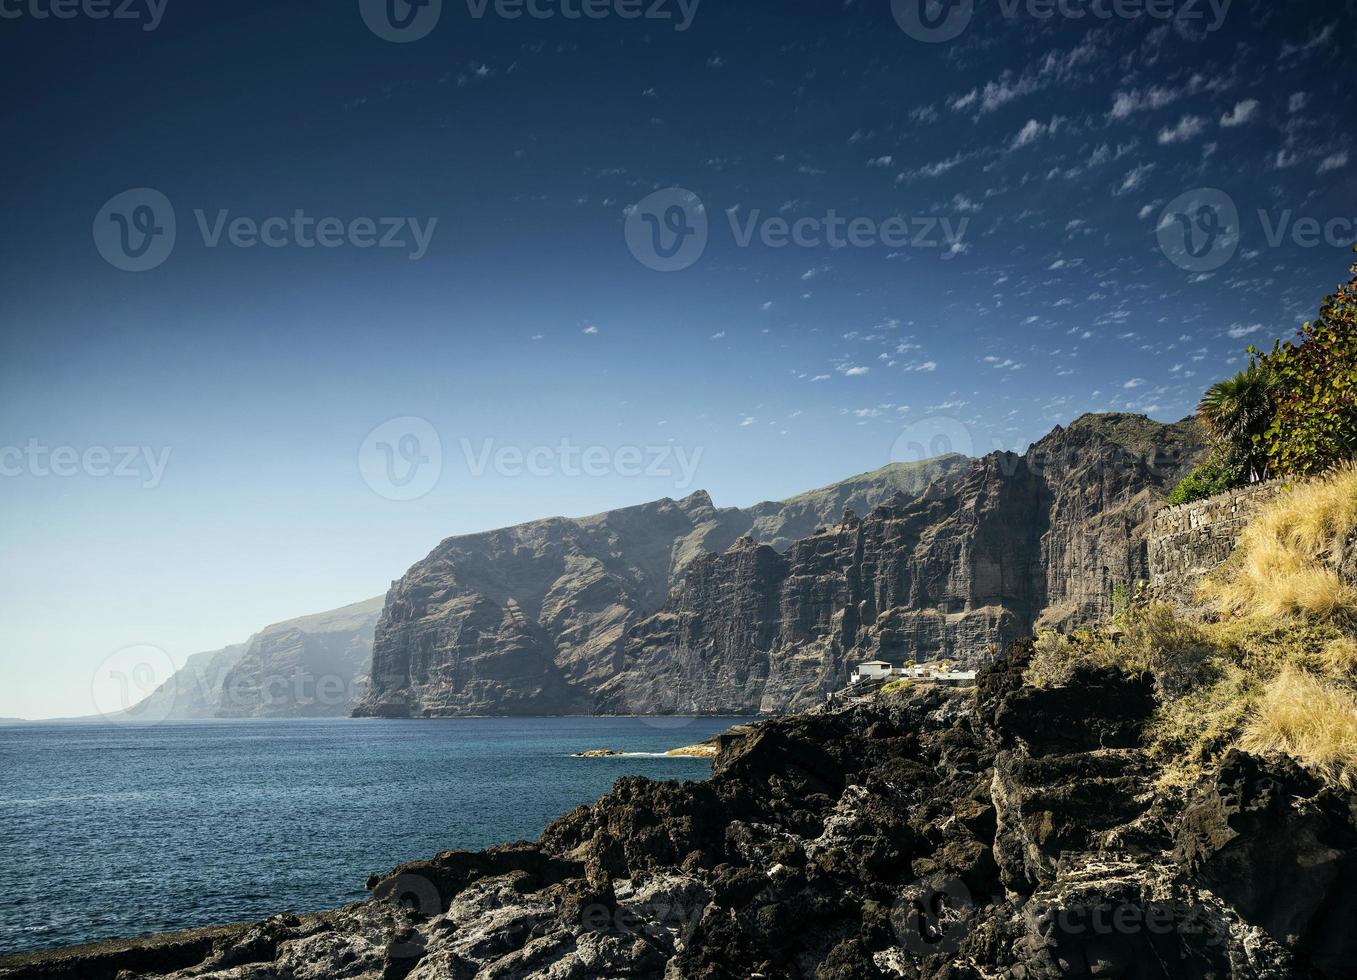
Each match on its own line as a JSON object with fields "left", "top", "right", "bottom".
{"left": 1175, "top": 750, "right": 1357, "bottom": 976}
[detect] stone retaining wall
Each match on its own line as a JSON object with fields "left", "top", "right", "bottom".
{"left": 1148, "top": 481, "right": 1285, "bottom": 603}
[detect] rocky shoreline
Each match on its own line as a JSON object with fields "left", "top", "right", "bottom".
{"left": 5, "top": 642, "right": 1353, "bottom": 979}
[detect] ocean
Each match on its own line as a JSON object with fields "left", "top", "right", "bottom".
{"left": 0, "top": 715, "right": 745, "bottom": 956}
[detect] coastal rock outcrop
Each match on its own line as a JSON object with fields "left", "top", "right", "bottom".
{"left": 18, "top": 645, "right": 1353, "bottom": 979}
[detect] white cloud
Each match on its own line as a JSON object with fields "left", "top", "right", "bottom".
{"left": 1289, "top": 92, "right": 1309, "bottom": 113}
{"left": 1219, "top": 99, "right": 1260, "bottom": 128}
{"left": 1158, "top": 114, "right": 1206, "bottom": 144}
{"left": 1011, "top": 116, "right": 1063, "bottom": 150}
{"left": 1228, "top": 323, "right": 1264, "bottom": 339}
{"left": 1123, "top": 378, "right": 1146, "bottom": 389}
{"left": 899, "top": 153, "right": 965, "bottom": 180}
{"left": 1318, "top": 152, "right": 1350, "bottom": 174}
{"left": 1114, "top": 163, "right": 1155, "bottom": 195}
{"left": 1273, "top": 148, "right": 1301, "bottom": 169}
{"left": 582, "top": 325, "right": 599, "bottom": 335}
{"left": 1109, "top": 85, "right": 1181, "bottom": 119}
{"left": 842, "top": 366, "right": 870, "bottom": 377}
{"left": 1281, "top": 23, "right": 1336, "bottom": 60}
{"left": 711, "top": 331, "right": 726, "bottom": 339}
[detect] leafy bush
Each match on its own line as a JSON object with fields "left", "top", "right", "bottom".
{"left": 879, "top": 679, "right": 914, "bottom": 697}
{"left": 1027, "top": 629, "right": 1105, "bottom": 689}
{"left": 1166, "top": 452, "right": 1248, "bottom": 506}
{"left": 1254, "top": 255, "right": 1357, "bottom": 477}
{"left": 1027, "top": 605, "right": 1217, "bottom": 698}
{"left": 1196, "top": 362, "right": 1275, "bottom": 482}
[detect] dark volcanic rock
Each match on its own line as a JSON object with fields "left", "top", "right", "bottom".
{"left": 1174, "top": 750, "right": 1357, "bottom": 976}
{"left": 14, "top": 647, "right": 1350, "bottom": 980}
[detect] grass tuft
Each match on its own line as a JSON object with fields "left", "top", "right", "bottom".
{"left": 1203, "top": 464, "right": 1357, "bottom": 621}
{"left": 1241, "top": 667, "right": 1357, "bottom": 789}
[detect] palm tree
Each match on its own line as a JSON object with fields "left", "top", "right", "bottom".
{"left": 1197, "top": 363, "right": 1274, "bottom": 481}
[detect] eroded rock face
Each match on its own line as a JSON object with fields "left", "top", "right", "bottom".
{"left": 603, "top": 416, "right": 1202, "bottom": 716}
{"left": 360, "top": 415, "right": 1202, "bottom": 718}
{"left": 104, "top": 597, "right": 385, "bottom": 722}
{"left": 22, "top": 649, "right": 1354, "bottom": 980}
{"left": 217, "top": 598, "right": 385, "bottom": 718}
{"left": 355, "top": 458, "right": 976, "bottom": 719}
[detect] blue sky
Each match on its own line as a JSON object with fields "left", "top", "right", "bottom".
{"left": 1, "top": 0, "right": 1354, "bottom": 717}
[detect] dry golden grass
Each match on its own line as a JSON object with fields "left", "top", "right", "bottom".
{"left": 1241, "top": 666, "right": 1357, "bottom": 789}
{"left": 1203, "top": 464, "right": 1357, "bottom": 621}
{"left": 1026, "top": 466, "right": 1357, "bottom": 788}
{"left": 1323, "top": 636, "right": 1357, "bottom": 675}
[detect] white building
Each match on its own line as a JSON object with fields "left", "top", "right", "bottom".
{"left": 849, "top": 661, "right": 894, "bottom": 684}
{"left": 850, "top": 660, "right": 978, "bottom": 687}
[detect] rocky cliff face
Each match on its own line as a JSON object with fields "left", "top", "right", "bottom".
{"left": 354, "top": 456, "right": 974, "bottom": 718}
{"left": 216, "top": 597, "right": 385, "bottom": 718}
{"left": 357, "top": 415, "right": 1201, "bottom": 718}
{"left": 118, "top": 597, "right": 383, "bottom": 721}
{"left": 21, "top": 648, "right": 1352, "bottom": 980}
{"left": 604, "top": 414, "right": 1203, "bottom": 716}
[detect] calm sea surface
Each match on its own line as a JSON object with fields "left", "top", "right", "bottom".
{"left": 0, "top": 716, "right": 745, "bottom": 956}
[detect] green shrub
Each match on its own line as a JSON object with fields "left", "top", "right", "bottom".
{"left": 879, "top": 679, "right": 914, "bottom": 697}
{"left": 1167, "top": 453, "right": 1248, "bottom": 506}
{"left": 1254, "top": 254, "right": 1357, "bottom": 477}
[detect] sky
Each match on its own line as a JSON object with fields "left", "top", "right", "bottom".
{"left": 1, "top": 0, "right": 1354, "bottom": 718}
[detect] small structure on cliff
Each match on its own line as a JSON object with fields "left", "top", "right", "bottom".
{"left": 850, "top": 660, "right": 977, "bottom": 687}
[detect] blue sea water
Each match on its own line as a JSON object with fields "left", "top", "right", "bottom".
{"left": 0, "top": 716, "right": 745, "bottom": 957}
